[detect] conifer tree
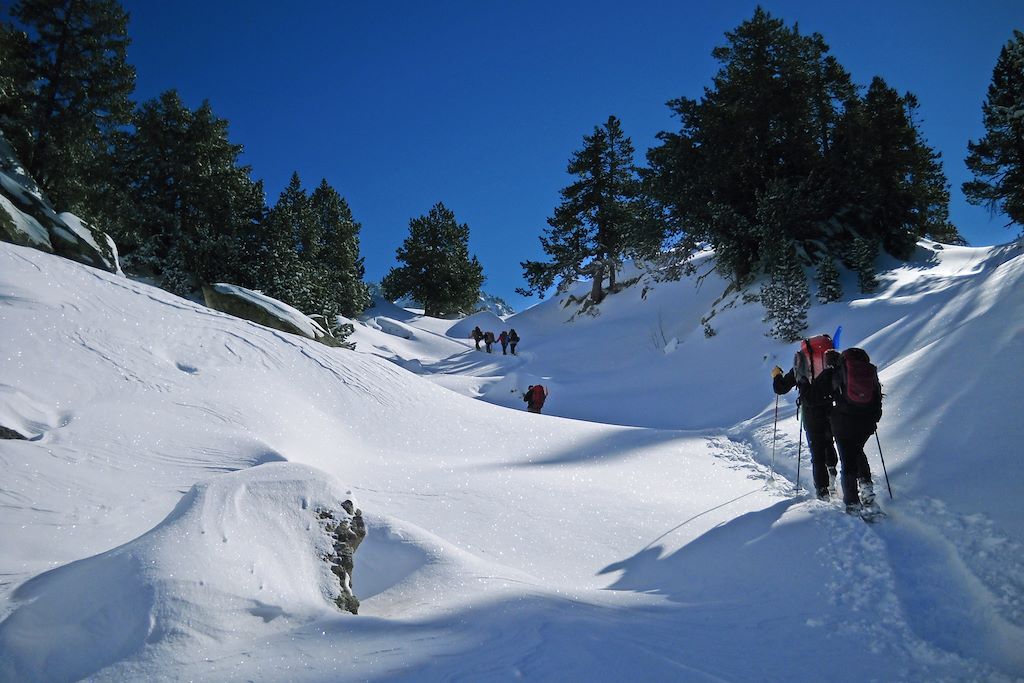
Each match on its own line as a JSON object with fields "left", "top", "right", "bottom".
{"left": 383, "top": 202, "right": 485, "bottom": 317}
{"left": 815, "top": 255, "right": 842, "bottom": 304}
{"left": 646, "top": 8, "right": 856, "bottom": 287}
{"left": 848, "top": 237, "right": 879, "bottom": 294}
{"left": 519, "top": 115, "right": 645, "bottom": 304}
{"left": 311, "top": 179, "right": 371, "bottom": 318}
{"left": 112, "top": 90, "right": 264, "bottom": 294}
{"left": 762, "top": 242, "right": 809, "bottom": 342}
{"left": 3, "top": 0, "right": 135, "bottom": 213}
{"left": 964, "top": 29, "right": 1024, "bottom": 233}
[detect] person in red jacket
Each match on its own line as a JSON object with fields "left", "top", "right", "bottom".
{"left": 523, "top": 384, "right": 548, "bottom": 413}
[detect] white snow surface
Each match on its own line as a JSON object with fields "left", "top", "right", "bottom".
{"left": 1, "top": 238, "right": 1024, "bottom": 681}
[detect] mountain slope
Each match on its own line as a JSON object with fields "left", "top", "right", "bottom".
{"left": 1, "top": 239, "right": 1023, "bottom": 682}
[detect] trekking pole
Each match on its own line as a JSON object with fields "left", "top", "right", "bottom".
{"left": 795, "top": 406, "right": 803, "bottom": 490}
{"left": 769, "top": 394, "right": 779, "bottom": 481}
{"left": 875, "top": 430, "right": 893, "bottom": 500}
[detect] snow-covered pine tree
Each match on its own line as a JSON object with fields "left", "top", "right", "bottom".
{"left": 815, "top": 255, "right": 842, "bottom": 303}
{"left": 762, "top": 242, "right": 809, "bottom": 342}
{"left": 849, "top": 237, "right": 879, "bottom": 293}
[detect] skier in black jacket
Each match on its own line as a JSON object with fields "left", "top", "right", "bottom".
{"left": 772, "top": 363, "right": 840, "bottom": 499}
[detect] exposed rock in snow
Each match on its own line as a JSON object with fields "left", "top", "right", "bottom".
{"left": 0, "top": 134, "right": 119, "bottom": 273}
{"left": 202, "top": 283, "right": 342, "bottom": 347}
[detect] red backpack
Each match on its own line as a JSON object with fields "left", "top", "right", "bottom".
{"left": 834, "top": 348, "right": 882, "bottom": 413}
{"left": 793, "top": 334, "right": 833, "bottom": 384}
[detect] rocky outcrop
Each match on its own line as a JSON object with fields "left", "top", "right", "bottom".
{"left": 0, "top": 134, "right": 119, "bottom": 274}
{"left": 202, "top": 283, "right": 346, "bottom": 347}
{"left": 318, "top": 501, "right": 367, "bottom": 614}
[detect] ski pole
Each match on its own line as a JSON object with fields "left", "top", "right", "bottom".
{"left": 769, "top": 394, "right": 779, "bottom": 481}
{"left": 875, "top": 430, "right": 893, "bottom": 499}
{"left": 795, "top": 405, "right": 803, "bottom": 490}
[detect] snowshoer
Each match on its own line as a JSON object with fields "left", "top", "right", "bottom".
{"left": 498, "top": 331, "right": 509, "bottom": 355}
{"left": 483, "top": 331, "right": 495, "bottom": 353}
{"left": 523, "top": 384, "right": 548, "bottom": 413}
{"left": 471, "top": 326, "right": 484, "bottom": 350}
{"left": 772, "top": 334, "right": 840, "bottom": 499}
{"left": 509, "top": 329, "right": 520, "bottom": 355}
{"left": 815, "top": 348, "right": 883, "bottom": 516}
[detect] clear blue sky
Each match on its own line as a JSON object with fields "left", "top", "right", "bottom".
{"left": 121, "top": 0, "right": 1022, "bottom": 310}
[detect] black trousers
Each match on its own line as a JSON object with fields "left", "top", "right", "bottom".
{"left": 834, "top": 433, "right": 873, "bottom": 505}
{"left": 802, "top": 405, "right": 839, "bottom": 492}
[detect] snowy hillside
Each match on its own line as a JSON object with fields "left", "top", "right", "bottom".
{"left": 2, "top": 238, "right": 1024, "bottom": 682}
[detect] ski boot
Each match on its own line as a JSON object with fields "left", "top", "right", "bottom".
{"left": 828, "top": 467, "right": 838, "bottom": 495}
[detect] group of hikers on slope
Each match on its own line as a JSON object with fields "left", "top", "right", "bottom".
{"left": 771, "top": 333, "right": 884, "bottom": 517}
{"left": 470, "top": 326, "right": 520, "bottom": 355}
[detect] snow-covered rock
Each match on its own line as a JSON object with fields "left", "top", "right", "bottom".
{"left": 0, "top": 134, "right": 119, "bottom": 273}
{"left": 202, "top": 283, "right": 341, "bottom": 347}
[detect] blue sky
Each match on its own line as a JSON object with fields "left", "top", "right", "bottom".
{"left": 121, "top": 0, "right": 1022, "bottom": 310}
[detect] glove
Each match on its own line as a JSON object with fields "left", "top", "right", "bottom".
{"left": 771, "top": 366, "right": 783, "bottom": 379}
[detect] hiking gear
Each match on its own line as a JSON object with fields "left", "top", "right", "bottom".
{"left": 771, "top": 366, "right": 783, "bottom": 378}
{"left": 832, "top": 325, "right": 843, "bottom": 350}
{"left": 793, "top": 334, "right": 834, "bottom": 385}
{"left": 857, "top": 478, "right": 875, "bottom": 506}
{"left": 833, "top": 348, "right": 881, "bottom": 413}
{"left": 796, "top": 407, "right": 803, "bottom": 489}
{"left": 816, "top": 487, "right": 830, "bottom": 500}
{"left": 859, "top": 500, "right": 886, "bottom": 523}
{"left": 828, "top": 466, "right": 838, "bottom": 495}
{"left": 844, "top": 502, "right": 862, "bottom": 515}
{"left": 525, "top": 385, "right": 547, "bottom": 413}
{"left": 823, "top": 349, "right": 841, "bottom": 369}
{"left": 770, "top": 394, "right": 780, "bottom": 480}
{"left": 875, "top": 430, "right": 893, "bottom": 500}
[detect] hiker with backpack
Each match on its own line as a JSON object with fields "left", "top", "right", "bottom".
{"left": 523, "top": 384, "right": 548, "bottom": 413}
{"left": 771, "top": 334, "right": 840, "bottom": 500}
{"left": 498, "top": 331, "right": 509, "bottom": 355}
{"left": 509, "top": 329, "right": 520, "bottom": 355}
{"left": 471, "top": 326, "right": 484, "bottom": 350}
{"left": 483, "top": 331, "right": 495, "bottom": 353}
{"left": 815, "top": 348, "right": 884, "bottom": 516}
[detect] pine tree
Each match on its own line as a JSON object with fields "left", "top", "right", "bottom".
{"left": 111, "top": 91, "right": 264, "bottom": 295}
{"left": 646, "top": 8, "right": 856, "bottom": 286}
{"left": 815, "top": 255, "right": 842, "bottom": 304}
{"left": 4, "top": 0, "right": 135, "bottom": 213}
{"left": 964, "top": 29, "right": 1024, "bottom": 233}
{"left": 382, "top": 202, "right": 485, "bottom": 317}
{"left": 762, "top": 242, "right": 810, "bottom": 342}
{"left": 311, "top": 179, "right": 371, "bottom": 318}
{"left": 847, "top": 237, "right": 879, "bottom": 294}
{"left": 519, "top": 115, "right": 644, "bottom": 304}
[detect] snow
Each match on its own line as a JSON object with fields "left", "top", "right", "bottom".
{"left": 1, "top": 236, "right": 1023, "bottom": 682}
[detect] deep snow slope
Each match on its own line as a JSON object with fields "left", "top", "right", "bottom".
{"left": 2, "top": 239, "right": 1024, "bottom": 682}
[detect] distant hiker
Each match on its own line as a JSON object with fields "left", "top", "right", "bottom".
{"left": 772, "top": 333, "right": 840, "bottom": 500}
{"left": 483, "top": 331, "right": 495, "bottom": 353}
{"left": 523, "top": 384, "right": 548, "bottom": 413}
{"left": 471, "top": 326, "right": 484, "bottom": 350}
{"left": 498, "top": 330, "right": 509, "bottom": 355}
{"left": 815, "top": 348, "right": 883, "bottom": 515}
{"left": 509, "top": 329, "right": 520, "bottom": 355}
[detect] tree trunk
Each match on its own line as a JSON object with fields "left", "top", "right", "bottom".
{"left": 589, "top": 261, "right": 604, "bottom": 304}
